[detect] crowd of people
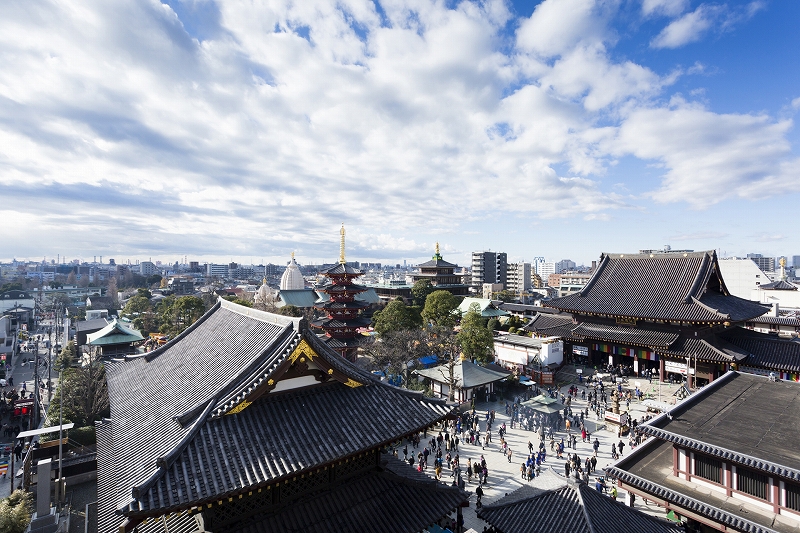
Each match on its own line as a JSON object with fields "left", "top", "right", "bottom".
{"left": 395, "top": 371, "right": 662, "bottom": 501}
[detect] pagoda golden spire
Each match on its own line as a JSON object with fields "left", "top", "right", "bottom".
{"left": 436, "top": 242, "right": 440, "bottom": 255}
{"left": 339, "top": 224, "right": 346, "bottom": 264}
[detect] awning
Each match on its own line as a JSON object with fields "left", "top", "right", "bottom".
{"left": 17, "top": 424, "right": 75, "bottom": 439}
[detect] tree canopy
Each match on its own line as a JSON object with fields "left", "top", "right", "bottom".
{"left": 411, "top": 279, "right": 434, "bottom": 307}
{"left": 157, "top": 295, "right": 206, "bottom": 336}
{"left": 373, "top": 299, "right": 422, "bottom": 337}
{"left": 458, "top": 303, "right": 495, "bottom": 365}
{"left": 0, "top": 490, "right": 32, "bottom": 533}
{"left": 421, "top": 290, "right": 459, "bottom": 329}
{"left": 495, "top": 289, "right": 517, "bottom": 303}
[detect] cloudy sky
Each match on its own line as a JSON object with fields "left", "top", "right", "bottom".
{"left": 1, "top": 0, "right": 798, "bottom": 268}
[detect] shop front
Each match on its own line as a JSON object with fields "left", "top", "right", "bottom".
{"left": 591, "top": 342, "right": 659, "bottom": 374}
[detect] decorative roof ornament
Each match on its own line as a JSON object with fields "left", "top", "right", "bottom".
{"left": 780, "top": 257, "right": 787, "bottom": 281}
{"left": 433, "top": 242, "right": 443, "bottom": 261}
{"left": 339, "top": 223, "right": 346, "bottom": 264}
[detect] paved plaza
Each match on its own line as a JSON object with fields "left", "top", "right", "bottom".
{"left": 400, "top": 367, "right": 686, "bottom": 532}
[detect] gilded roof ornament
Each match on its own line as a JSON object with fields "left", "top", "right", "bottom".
{"left": 339, "top": 224, "right": 346, "bottom": 264}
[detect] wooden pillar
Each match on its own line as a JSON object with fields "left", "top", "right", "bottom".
{"left": 659, "top": 358, "right": 665, "bottom": 383}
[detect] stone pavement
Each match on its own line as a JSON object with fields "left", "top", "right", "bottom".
{"left": 399, "top": 369, "right": 686, "bottom": 532}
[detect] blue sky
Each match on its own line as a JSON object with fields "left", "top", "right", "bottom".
{"left": 0, "top": 0, "right": 798, "bottom": 268}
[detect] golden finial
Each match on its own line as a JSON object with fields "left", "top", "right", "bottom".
{"left": 780, "top": 257, "right": 786, "bottom": 268}
{"left": 339, "top": 224, "right": 346, "bottom": 264}
{"left": 436, "top": 242, "right": 440, "bottom": 255}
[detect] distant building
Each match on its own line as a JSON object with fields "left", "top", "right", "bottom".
{"left": 536, "top": 261, "right": 556, "bottom": 279}
{"left": 556, "top": 272, "right": 593, "bottom": 297}
{"left": 206, "top": 263, "right": 228, "bottom": 278}
{"left": 471, "top": 251, "right": 507, "bottom": 291}
{"left": 409, "top": 243, "right": 469, "bottom": 295}
{"left": 139, "top": 261, "right": 157, "bottom": 276}
{"left": 507, "top": 262, "right": 532, "bottom": 294}
{"left": 555, "top": 259, "right": 576, "bottom": 273}
{"left": 747, "top": 253, "right": 776, "bottom": 274}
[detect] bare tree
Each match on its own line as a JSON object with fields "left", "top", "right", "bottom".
{"left": 363, "top": 328, "right": 430, "bottom": 385}
{"left": 429, "top": 326, "right": 463, "bottom": 402}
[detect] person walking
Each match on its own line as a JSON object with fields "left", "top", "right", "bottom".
{"left": 507, "top": 448, "right": 513, "bottom": 463}
{"left": 618, "top": 439, "right": 625, "bottom": 456}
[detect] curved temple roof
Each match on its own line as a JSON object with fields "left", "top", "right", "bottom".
{"left": 546, "top": 251, "right": 768, "bottom": 323}
{"left": 97, "top": 298, "right": 456, "bottom": 531}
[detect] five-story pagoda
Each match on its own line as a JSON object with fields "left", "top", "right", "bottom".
{"left": 312, "top": 225, "right": 370, "bottom": 362}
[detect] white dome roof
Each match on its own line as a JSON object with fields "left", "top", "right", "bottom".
{"left": 280, "top": 254, "right": 305, "bottom": 290}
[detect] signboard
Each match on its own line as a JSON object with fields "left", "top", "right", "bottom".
{"left": 14, "top": 398, "right": 34, "bottom": 408}
{"left": 572, "top": 345, "right": 588, "bottom": 356}
{"left": 665, "top": 360, "right": 695, "bottom": 375}
{"left": 575, "top": 368, "right": 583, "bottom": 374}
{"left": 605, "top": 411, "right": 629, "bottom": 425}
{"left": 616, "top": 317, "right": 637, "bottom": 327}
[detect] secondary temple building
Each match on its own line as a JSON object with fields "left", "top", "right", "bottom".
{"left": 96, "top": 298, "right": 467, "bottom": 533}
{"left": 525, "top": 251, "right": 787, "bottom": 385}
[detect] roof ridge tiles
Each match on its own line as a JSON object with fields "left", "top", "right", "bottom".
{"left": 684, "top": 251, "right": 711, "bottom": 303}
{"left": 573, "top": 482, "right": 597, "bottom": 533}
{"left": 144, "top": 300, "right": 222, "bottom": 362}
{"left": 212, "top": 329, "right": 301, "bottom": 417}
{"left": 132, "top": 398, "right": 217, "bottom": 504}
{"left": 691, "top": 296, "right": 729, "bottom": 320}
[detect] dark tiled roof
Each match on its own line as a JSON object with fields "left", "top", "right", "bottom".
{"left": 608, "top": 440, "right": 782, "bottom": 533}
{"left": 759, "top": 280, "right": 797, "bottom": 290}
{"left": 641, "top": 372, "right": 800, "bottom": 476}
{"left": 75, "top": 318, "right": 110, "bottom": 333}
{"left": 135, "top": 383, "right": 453, "bottom": 513}
{"left": 317, "top": 283, "right": 367, "bottom": 294}
{"left": 417, "top": 258, "right": 458, "bottom": 269}
{"left": 478, "top": 470, "right": 682, "bottom": 533}
{"left": 88, "top": 296, "right": 116, "bottom": 309}
{"left": 748, "top": 315, "right": 800, "bottom": 326}
{"left": 523, "top": 313, "right": 575, "bottom": 338}
{"left": 721, "top": 327, "right": 800, "bottom": 373}
{"left": 323, "top": 336, "right": 369, "bottom": 349}
{"left": 415, "top": 360, "right": 510, "bottom": 389}
{"left": 499, "top": 303, "right": 560, "bottom": 314}
{"left": 311, "top": 317, "right": 372, "bottom": 328}
{"left": 571, "top": 322, "right": 679, "bottom": 348}
{"left": 546, "top": 251, "right": 768, "bottom": 323}
{"left": 322, "top": 263, "right": 363, "bottom": 276}
{"left": 657, "top": 334, "right": 750, "bottom": 364}
{"left": 230, "top": 456, "right": 467, "bottom": 533}
{"left": 98, "top": 298, "right": 456, "bottom": 529}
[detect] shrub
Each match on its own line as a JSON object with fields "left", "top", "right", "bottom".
{"left": 0, "top": 490, "right": 32, "bottom": 533}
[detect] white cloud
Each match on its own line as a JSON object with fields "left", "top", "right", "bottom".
{"left": 516, "top": 0, "right": 609, "bottom": 58}
{"left": 641, "top": 0, "right": 688, "bottom": 18}
{"left": 0, "top": 0, "right": 793, "bottom": 262}
{"left": 650, "top": 4, "right": 720, "bottom": 48}
{"left": 650, "top": 2, "right": 764, "bottom": 49}
{"left": 611, "top": 99, "right": 798, "bottom": 205}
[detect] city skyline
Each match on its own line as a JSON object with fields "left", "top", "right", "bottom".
{"left": 1, "top": 0, "right": 798, "bottom": 267}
